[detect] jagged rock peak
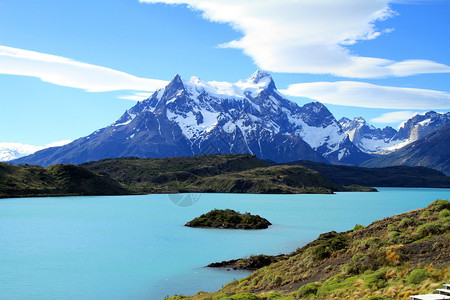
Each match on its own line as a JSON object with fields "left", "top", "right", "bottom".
{"left": 249, "top": 70, "right": 272, "bottom": 83}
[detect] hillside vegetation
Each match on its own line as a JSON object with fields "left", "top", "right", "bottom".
{"left": 166, "top": 200, "right": 450, "bottom": 299}
{"left": 0, "top": 162, "right": 129, "bottom": 198}
{"left": 287, "top": 161, "right": 450, "bottom": 188}
{"left": 82, "top": 154, "right": 364, "bottom": 194}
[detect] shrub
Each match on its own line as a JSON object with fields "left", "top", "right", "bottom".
{"left": 398, "top": 218, "right": 414, "bottom": 228}
{"left": 353, "top": 224, "right": 365, "bottom": 231}
{"left": 428, "top": 199, "right": 450, "bottom": 211}
{"left": 297, "top": 283, "right": 320, "bottom": 297}
{"left": 421, "top": 210, "right": 431, "bottom": 217}
{"left": 439, "top": 208, "right": 450, "bottom": 218}
{"left": 364, "top": 269, "right": 387, "bottom": 289}
{"left": 313, "top": 234, "right": 348, "bottom": 260}
{"left": 406, "top": 269, "right": 429, "bottom": 285}
{"left": 229, "top": 293, "right": 261, "bottom": 300}
{"left": 414, "top": 223, "right": 442, "bottom": 239}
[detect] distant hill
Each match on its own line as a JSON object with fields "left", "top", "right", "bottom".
{"left": 362, "top": 123, "right": 450, "bottom": 175}
{"left": 166, "top": 200, "right": 450, "bottom": 299}
{"left": 287, "top": 160, "right": 450, "bottom": 188}
{"left": 0, "top": 163, "right": 129, "bottom": 198}
{"left": 81, "top": 154, "right": 366, "bottom": 194}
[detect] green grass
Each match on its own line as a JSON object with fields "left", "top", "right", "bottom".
{"left": 164, "top": 200, "right": 450, "bottom": 300}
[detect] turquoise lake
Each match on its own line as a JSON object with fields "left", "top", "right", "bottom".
{"left": 1, "top": 188, "right": 449, "bottom": 299}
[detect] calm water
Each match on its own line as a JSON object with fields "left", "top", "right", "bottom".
{"left": 1, "top": 188, "right": 449, "bottom": 299}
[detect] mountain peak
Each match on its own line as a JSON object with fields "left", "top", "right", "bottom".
{"left": 249, "top": 70, "right": 272, "bottom": 83}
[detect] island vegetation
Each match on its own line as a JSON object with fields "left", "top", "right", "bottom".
{"left": 166, "top": 200, "right": 450, "bottom": 299}
{"left": 185, "top": 209, "right": 272, "bottom": 229}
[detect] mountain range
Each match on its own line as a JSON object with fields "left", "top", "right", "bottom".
{"left": 340, "top": 111, "right": 450, "bottom": 154}
{"left": 10, "top": 71, "right": 450, "bottom": 174}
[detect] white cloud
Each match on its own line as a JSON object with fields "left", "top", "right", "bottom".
{"left": 0, "top": 45, "right": 168, "bottom": 92}
{"left": 140, "top": 0, "right": 450, "bottom": 78}
{"left": 281, "top": 81, "right": 450, "bottom": 109}
{"left": 44, "top": 140, "right": 72, "bottom": 148}
{"left": 0, "top": 140, "right": 72, "bottom": 162}
{"left": 118, "top": 92, "right": 153, "bottom": 101}
{"left": 370, "top": 111, "right": 418, "bottom": 123}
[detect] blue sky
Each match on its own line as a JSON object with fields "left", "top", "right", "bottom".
{"left": 1, "top": 0, "right": 449, "bottom": 146}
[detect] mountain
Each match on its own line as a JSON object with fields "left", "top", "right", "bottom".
{"left": 362, "top": 123, "right": 450, "bottom": 175}
{"left": 340, "top": 111, "right": 450, "bottom": 154}
{"left": 12, "top": 71, "right": 369, "bottom": 166}
{"left": 395, "top": 111, "right": 450, "bottom": 141}
{"left": 339, "top": 117, "right": 398, "bottom": 153}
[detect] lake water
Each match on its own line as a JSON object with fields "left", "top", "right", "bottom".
{"left": 1, "top": 188, "right": 449, "bottom": 299}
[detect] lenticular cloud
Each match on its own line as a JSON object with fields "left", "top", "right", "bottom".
{"left": 140, "top": 0, "right": 450, "bottom": 78}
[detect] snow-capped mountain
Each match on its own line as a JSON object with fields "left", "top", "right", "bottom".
{"left": 394, "top": 111, "right": 450, "bottom": 141}
{"left": 0, "top": 141, "right": 71, "bottom": 162}
{"left": 12, "top": 71, "right": 370, "bottom": 167}
{"left": 340, "top": 112, "right": 450, "bottom": 154}
{"left": 339, "top": 117, "right": 398, "bottom": 154}
{"left": 362, "top": 123, "right": 450, "bottom": 175}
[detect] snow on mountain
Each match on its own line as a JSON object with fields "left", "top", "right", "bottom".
{"left": 12, "top": 71, "right": 370, "bottom": 167}
{"left": 339, "top": 117, "right": 399, "bottom": 154}
{"left": 0, "top": 140, "right": 71, "bottom": 162}
{"left": 394, "top": 111, "right": 450, "bottom": 142}
{"left": 340, "top": 111, "right": 450, "bottom": 154}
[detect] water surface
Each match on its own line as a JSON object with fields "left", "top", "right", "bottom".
{"left": 0, "top": 188, "right": 449, "bottom": 299}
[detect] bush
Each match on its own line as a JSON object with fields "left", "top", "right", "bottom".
{"left": 313, "top": 234, "right": 348, "bottom": 260}
{"left": 297, "top": 283, "right": 320, "bottom": 297}
{"left": 414, "top": 223, "right": 442, "bottom": 239}
{"left": 398, "top": 218, "right": 414, "bottom": 228}
{"left": 230, "top": 293, "right": 261, "bottom": 300}
{"left": 439, "top": 208, "right": 450, "bottom": 218}
{"left": 428, "top": 199, "right": 450, "bottom": 211}
{"left": 407, "top": 269, "right": 429, "bottom": 285}
{"left": 363, "top": 269, "right": 387, "bottom": 289}
{"left": 353, "top": 224, "right": 365, "bottom": 231}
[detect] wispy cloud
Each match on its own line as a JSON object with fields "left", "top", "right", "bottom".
{"left": 118, "top": 92, "right": 154, "bottom": 101}
{"left": 0, "top": 45, "right": 168, "bottom": 93}
{"left": 0, "top": 140, "right": 72, "bottom": 161}
{"left": 140, "top": 0, "right": 450, "bottom": 78}
{"left": 281, "top": 81, "right": 450, "bottom": 109}
{"left": 370, "top": 111, "right": 418, "bottom": 123}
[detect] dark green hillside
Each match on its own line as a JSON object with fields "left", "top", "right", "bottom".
{"left": 185, "top": 209, "right": 271, "bottom": 229}
{"left": 191, "top": 165, "right": 348, "bottom": 194}
{"left": 81, "top": 154, "right": 267, "bottom": 192}
{"left": 82, "top": 155, "right": 367, "bottom": 194}
{"left": 287, "top": 160, "right": 450, "bottom": 188}
{"left": 0, "top": 162, "right": 129, "bottom": 198}
{"left": 166, "top": 200, "right": 450, "bottom": 299}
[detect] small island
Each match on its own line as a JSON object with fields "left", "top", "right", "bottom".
{"left": 185, "top": 209, "right": 271, "bottom": 229}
